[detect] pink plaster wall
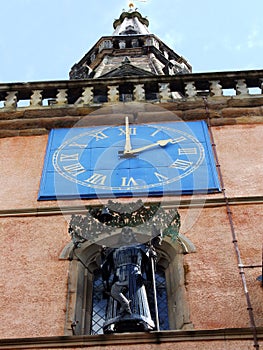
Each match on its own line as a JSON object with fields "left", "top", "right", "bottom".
{"left": 0, "top": 135, "right": 48, "bottom": 210}
{"left": 0, "top": 123, "right": 262, "bottom": 342}
{"left": 213, "top": 124, "right": 263, "bottom": 198}
{"left": 0, "top": 216, "right": 70, "bottom": 338}
{"left": 183, "top": 205, "right": 263, "bottom": 330}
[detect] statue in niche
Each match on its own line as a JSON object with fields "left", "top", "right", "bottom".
{"left": 101, "top": 226, "right": 162, "bottom": 333}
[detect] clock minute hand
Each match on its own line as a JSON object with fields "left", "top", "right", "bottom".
{"left": 124, "top": 116, "right": 132, "bottom": 153}
{"left": 125, "top": 138, "right": 175, "bottom": 155}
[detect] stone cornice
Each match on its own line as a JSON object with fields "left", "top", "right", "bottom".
{"left": 0, "top": 328, "right": 262, "bottom": 349}
{"left": 0, "top": 69, "right": 262, "bottom": 93}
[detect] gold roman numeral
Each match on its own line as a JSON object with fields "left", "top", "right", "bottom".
{"left": 119, "top": 127, "right": 137, "bottom": 136}
{"left": 60, "top": 153, "right": 79, "bottom": 162}
{"left": 170, "top": 159, "right": 193, "bottom": 170}
{"left": 178, "top": 148, "right": 197, "bottom": 155}
{"left": 68, "top": 142, "right": 87, "bottom": 149}
{"left": 154, "top": 172, "right": 168, "bottom": 182}
{"left": 63, "top": 163, "right": 86, "bottom": 176}
{"left": 121, "top": 177, "right": 139, "bottom": 187}
{"left": 90, "top": 131, "right": 108, "bottom": 141}
{"left": 85, "top": 173, "right": 107, "bottom": 185}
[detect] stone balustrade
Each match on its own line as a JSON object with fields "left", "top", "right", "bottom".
{"left": 0, "top": 70, "right": 262, "bottom": 110}
{"left": 0, "top": 70, "right": 263, "bottom": 138}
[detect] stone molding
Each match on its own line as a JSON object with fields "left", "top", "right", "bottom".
{"left": 1, "top": 195, "right": 263, "bottom": 218}
{"left": 0, "top": 328, "right": 262, "bottom": 349}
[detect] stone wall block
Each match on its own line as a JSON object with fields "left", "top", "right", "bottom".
{"left": 228, "top": 95, "right": 263, "bottom": 107}
{"left": 182, "top": 108, "right": 208, "bottom": 120}
{"left": 24, "top": 107, "right": 79, "bottom": 119}
{"left": 0, "top": 110, "right": 25, "bottom": 120}
{"left": 210, "top": 118, "right": 236, "bottom": 126}
{"left": 0, "top": 116, "right": 82, "bottom": 131}
{"left": 137, "top": 110, "right": 183, "bottom": 123}
{"left": 221, "top": 107, "right": 263, "bottom": 119}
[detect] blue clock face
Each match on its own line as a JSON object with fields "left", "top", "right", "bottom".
{"left": 38, "top": 121, "right": 220, "bottom": 200}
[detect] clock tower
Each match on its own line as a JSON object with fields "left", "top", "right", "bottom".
{"left": 0, "top": 2, "right": 262, "bottom": 349}
{"left": 69, "top": 4, "right": 191, "bottom": 80}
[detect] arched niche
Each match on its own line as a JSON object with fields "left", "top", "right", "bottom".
{"left": 60, "top": 231, "right": 195, "bottom": 335}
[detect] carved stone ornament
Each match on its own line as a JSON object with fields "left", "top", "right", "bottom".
{"left": 68, "top": 200, "right": 180, "bottom": 246}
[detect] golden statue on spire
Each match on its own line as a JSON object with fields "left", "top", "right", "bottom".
{"left": 128, "top": 0, "right": 148, "bottom": 10}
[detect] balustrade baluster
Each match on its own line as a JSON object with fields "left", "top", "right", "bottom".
{"left": 4, "top": 91, "right": 18, "bottom": 108}
{"left": 76, "top": 87, "right": 94, "bottom": 105}
{"left": 56, "top": 89, "right": 68, "bottom": 105}
{"left": 133, "top": 84, "right": 145, "bottom": 102}
{"left": 235, "top": 79, "right": 249, "bottom": 96}
{"left": 159, "top": 83, "right": 171, "bottom": 102}
{"left": 107, "top": 85, "right": 119, "bottom": 103}
{"left": 209, "top": 80, "right": 223, "bottom": 97}
{"left": 30, "top": 90, "right": 43, "bottom": 107}
{"left": 185, "top": 81, "right": 197, "bottom": 98}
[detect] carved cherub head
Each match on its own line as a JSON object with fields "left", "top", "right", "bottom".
{"left": 119, "top": 227, "right": 137, "bottom": 245}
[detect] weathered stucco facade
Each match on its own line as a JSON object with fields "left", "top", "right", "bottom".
{"left": 0, "top": 92, "right": 263, "bottom": 349}
{"left": 0, "top": 6, "right": 263, "bottom": 350}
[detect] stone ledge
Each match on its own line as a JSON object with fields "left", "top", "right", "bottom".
{"left": 0, "top": 102, "right": 263, "bottom": 138}
{"left": 0, "top": 328, "right": 262, "bottom": 349}
{"left": 1, "top": 195, "right": 263, "bottom": 218}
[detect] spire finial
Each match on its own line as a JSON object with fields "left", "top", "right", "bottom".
{"left": 129, "top": 2, "right": 134, "bottom": 9}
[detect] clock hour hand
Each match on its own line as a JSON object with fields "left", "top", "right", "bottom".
{"left": 122, "top": 138, "right": 177, "bottom": 156}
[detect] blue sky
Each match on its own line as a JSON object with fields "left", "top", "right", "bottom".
{"left": 0, "top": 0, "right": 262, "bottom": 83}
